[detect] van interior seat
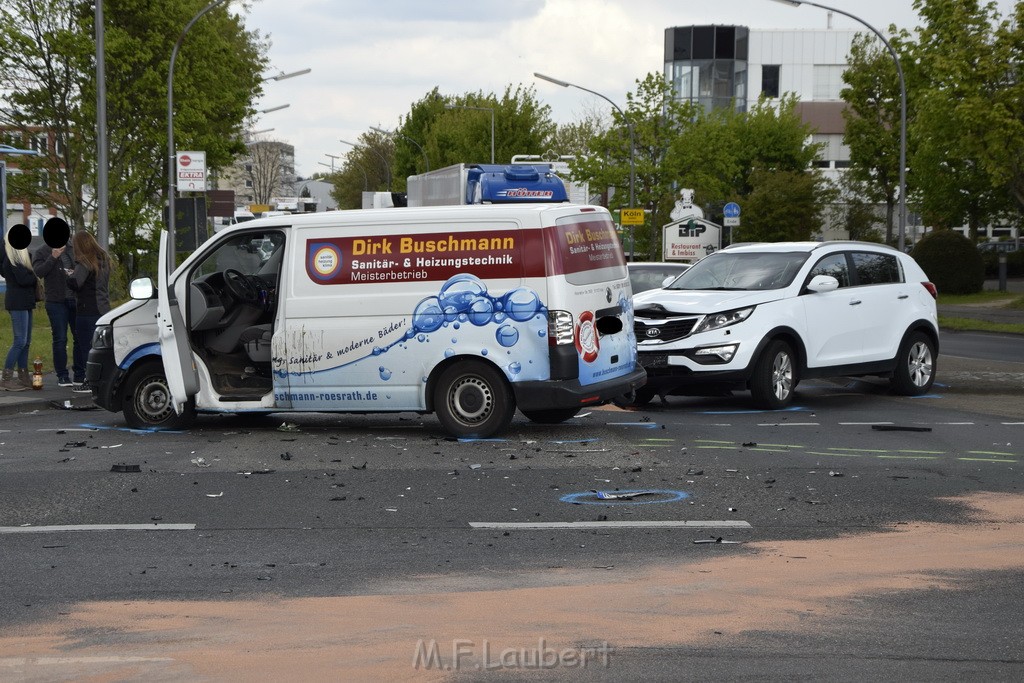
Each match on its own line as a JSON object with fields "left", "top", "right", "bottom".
{"left": 240, "top": 324, "right": 272, "bottom": 362}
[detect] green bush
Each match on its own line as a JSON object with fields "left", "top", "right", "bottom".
{"left": 910, "top": 230, "right": 984, "bottom": 295}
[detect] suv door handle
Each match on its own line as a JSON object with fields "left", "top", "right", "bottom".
{"left": 898, "top": 294, "right": 909, "bottom": 300}
{"left": 849, "top": 300, "right": 862, "bottom": 306}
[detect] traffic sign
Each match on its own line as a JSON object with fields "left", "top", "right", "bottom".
{"left": 723, "top": 201, "right": 740, "bottom": 227}
{"left": 620, "top": 208, "right": 645, "bottom": 225}
{"left": 176, "top": 151, "right": 207, "bottom": 191}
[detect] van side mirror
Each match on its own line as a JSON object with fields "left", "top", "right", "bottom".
{"left": 129, "top": 277, "right": 155, "bottom": 300}
{"left": 806, "top": 275, "right": 839, "bottom": 293}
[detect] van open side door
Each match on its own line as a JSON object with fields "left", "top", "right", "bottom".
{"left": 156, "top": 229, "right": 200, "bottom": 413}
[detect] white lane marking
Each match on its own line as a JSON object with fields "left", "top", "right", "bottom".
{"left": 839, "top": 422, "right": 892, "bottom": 425}
{"left": 756, "top": 422, "right": 820, "bottom": 427}
{"left": 469, "top": 521, "right": 752, "bottom": 530}
{"left": 0, "top": 656, "right": 174, "bottom": 667}
{"left": 0, "top": 524, "right": 195, "bottom": 534}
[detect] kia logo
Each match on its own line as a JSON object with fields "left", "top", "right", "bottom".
{"left": 645, "top": 328, "right": 661, "bottom": 338}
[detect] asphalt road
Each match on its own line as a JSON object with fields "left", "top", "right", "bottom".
{"left": 1, "top": 370, "right": 1023, "bottom": 681}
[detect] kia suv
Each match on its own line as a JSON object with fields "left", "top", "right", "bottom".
{"left": 630, "top": 241, "right": 939, "bottom": 408}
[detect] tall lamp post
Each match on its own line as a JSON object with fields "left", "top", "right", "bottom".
{"left": 770, "top": 0, "right": 907, "bottom": 251}
{"left": 167, "top": 0, "right": 230, "bottom": 243}
{"left": 534, "top": 72, "right": 635, "bottom": 211}
{"left": 370, "top": 125, "right": 431, "bottom": 172}
{"left": 444, "top": 104, "right": 495, "bottom": 164}
{"left": 339, "top": 138, "right": 391, "bottom": 190}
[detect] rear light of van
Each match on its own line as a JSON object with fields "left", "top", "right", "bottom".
{"left": 921, "top": 282, "right": 938, "bottom": 299}
{"left": 547, "top": 310, "right": 575, "bottom": 346}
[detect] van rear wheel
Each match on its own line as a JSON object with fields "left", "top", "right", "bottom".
{"left": 122, "top": 360, "right": 196, "bottom": 430}
{"left": 434, "top": 361, "right": 515, "bottom": 438}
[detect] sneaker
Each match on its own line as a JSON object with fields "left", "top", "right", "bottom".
{"left": 57, "top": 377, "right": 74, "bottom": 387}
{"left": 72, "top": 383, "right": 92, "bottom": 394}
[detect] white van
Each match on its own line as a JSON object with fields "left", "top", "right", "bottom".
{"left": 86, "top": 204, "right": 645, "bottom": 437}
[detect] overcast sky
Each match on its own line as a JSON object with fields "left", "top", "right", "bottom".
{"left": 240, "top": 0, "right": 1018, "bottom": 178}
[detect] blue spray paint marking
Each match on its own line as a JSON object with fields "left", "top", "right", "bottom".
{"left": 78, "top": 423, "right": 184, "bottom": 434}
{"left": 560, "top": 489, "right": 689, "bottom": 506}
{"left": 909, "top": 394, "right": 943, "bottom": 399}
{"left": 456, "top": 437, "right": 509, "bottom": 443}
{"left": 697, "top": 406, "right": 811, "bottom": 415}
{"left": 605, "top": 422, "right": 660, "bottom": 428}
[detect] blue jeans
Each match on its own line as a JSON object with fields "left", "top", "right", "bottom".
{"left": 46, "top": 298, "right": 85, "bottom": 382}
{"left": 5, "top": 309, "right": 32, "bottom": 371}
{"left": 76, "top": 314, "right": 100, "bottom": 371}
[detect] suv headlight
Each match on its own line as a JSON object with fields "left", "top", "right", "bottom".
{"left": 694, "top": 307, "right": 754, "bottom": 334}
{"left": 92, "top": 324, "right": 113, "bottom": 350}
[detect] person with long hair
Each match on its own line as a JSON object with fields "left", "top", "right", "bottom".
{"left": 1, "top": 227, "right": 38, "bottom": 391}
{"left": 67, "top": 230, "right": 111, "bottom": 393}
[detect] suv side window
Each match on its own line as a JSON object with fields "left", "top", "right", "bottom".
{"left": 852, "top": 252, "right": 901, "bottom": 285}
{"left": 808, "top": 253, "right": 850, "bottom": 287}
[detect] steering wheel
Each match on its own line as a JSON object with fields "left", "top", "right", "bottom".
{"left": 223, "top": 269, "right": 260, "bottom": 304}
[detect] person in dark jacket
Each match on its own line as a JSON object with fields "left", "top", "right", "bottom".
{"left": 33, "top": 238, "right": 83, "bottom": 387}
{"left": 67, "top": 230, "right": 111, "bottom": 393}
{"left": 1, "top": 227, "right": 37, "bottom": 392}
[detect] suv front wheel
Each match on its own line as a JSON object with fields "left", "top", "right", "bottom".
{"left": 750, "top": 339, "right": 797, "bottom": 409}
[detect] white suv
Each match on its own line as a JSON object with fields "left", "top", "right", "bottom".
{"left": 630, "top": 241, "right": 939, "bottom": 408}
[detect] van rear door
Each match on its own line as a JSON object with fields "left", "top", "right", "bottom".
{"left": 155, "top": 229, "right": 199, "bottom": 413}
{"left": 544, "top": 209, "right": 637, "bottom": 386}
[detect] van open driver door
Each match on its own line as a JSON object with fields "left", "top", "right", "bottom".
{"left": 156, "top": 230, "right": 199, "bottom": 415}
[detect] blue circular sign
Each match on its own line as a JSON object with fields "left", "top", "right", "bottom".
{"left": 724, "top": 202, "right": 741, "bottom": 218}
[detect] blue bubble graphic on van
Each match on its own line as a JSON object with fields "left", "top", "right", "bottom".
{"left": 439, "top": 273, "right": 486, "bottom": 309}
{"left": 309, "top": 273, "right": 549, "bottom": 386}
{"left": 413, "top": 297, "right": 445, "bottom": 333}
{"left": 496, "top": 325, "right": 519, "bottom": 348}
{"left": 503, "top": 288, "right": 542, "bottom": 322}
{"left": 467, "top": 298, "right": 493, "bottom": 326}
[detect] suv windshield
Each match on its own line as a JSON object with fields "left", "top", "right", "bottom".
{"left": 667, "top": 251, "right": 810, "bottom": 291}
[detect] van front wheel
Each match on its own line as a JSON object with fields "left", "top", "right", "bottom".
{"left": 434, "top": 362, "right": 515, "bottom": 438}
{"left": 122, "top": 361, "right": 196, "bottom": 430}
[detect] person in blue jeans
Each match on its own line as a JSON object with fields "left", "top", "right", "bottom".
{"left": 33, "top": 237, "right": 83, "bottom": 386}
{"left": 1, "top": 227, "right": 37, "bottom": 392}
{"left": 67, "top": 230, "right": 111, "bottom": 393}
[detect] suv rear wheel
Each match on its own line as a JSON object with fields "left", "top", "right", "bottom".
{"left": 750, "top": 339, "right": 797, "bottom": 409}
{"left": 890, "top": 331, "right": 936, "bottom": 395}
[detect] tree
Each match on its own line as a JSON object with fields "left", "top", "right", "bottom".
{"left": 909, "top": 0, "right": 1011, "bottom": 238}
{"left": 0, "top": 0, "right": 268, "bottom": 278}
{"left": 840, "top": 31, "right": 907, "bottom": 243}
{"left": 245, "top": 140, "right": 292, "bottom": 205}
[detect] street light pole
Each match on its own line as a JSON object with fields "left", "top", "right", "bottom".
{"left": 370, "top": 126, "right": 431, "bottom": 172}
{"left": 323, "top": 153, "right": 341, "bottom": 172}
{"left": 444, "top": 104, "right": 495, "bottom": 164}
{"left": 167, "top": 0, "right": 230, "bottom": 249}
{"left": 534, "top": 72, "right": 635, "bottom": 210}
{"left": 769, "top": 0, "right": 907, "bottom": 251}
{"left": 339, "top": 138, "right": 391, "bottom": 191}
{"left": 95, "top": 0, "right": 109, "bottom": 247}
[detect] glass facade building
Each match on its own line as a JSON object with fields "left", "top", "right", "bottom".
{"left": 664, "top": 26, "right": 749, "bottom": 113}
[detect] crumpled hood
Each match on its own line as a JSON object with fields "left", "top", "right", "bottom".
{"left": 632, "top": 288, "right": 785, "bottom": 315}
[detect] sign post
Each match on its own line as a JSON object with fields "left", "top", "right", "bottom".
{"left": 176, "top": 151, "right": 207, "bottom": 192}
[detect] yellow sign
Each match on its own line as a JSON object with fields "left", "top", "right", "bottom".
{"left": 620, "top": 208, "right": 645, "bottom": 225}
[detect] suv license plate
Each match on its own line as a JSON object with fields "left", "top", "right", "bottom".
{"left": 639, "top": 354, "right": 668, "bottom": 368}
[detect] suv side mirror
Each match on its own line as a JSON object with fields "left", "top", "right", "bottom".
{"left": 806, "top": 275, "right": 839, "bottom": 293}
